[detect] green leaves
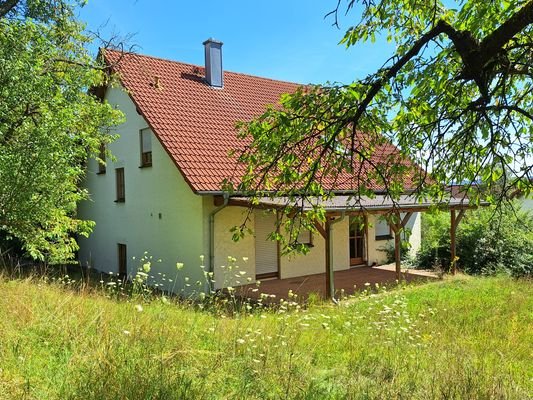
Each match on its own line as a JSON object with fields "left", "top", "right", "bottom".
{"left": 0, "top": 2, "right": 123, "bottom": 263}
{"left": 235, "top": 0, "right": 533, "bottom": 253}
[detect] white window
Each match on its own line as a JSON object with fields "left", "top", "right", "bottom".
{"left": 140, "top": 128, "right": 152, "bottom": 167}
{"left": 293, "top": 217, "right": 313, "bottom": 246}
{"left": 375, "top": 218, "right": 392, "bottom": 240}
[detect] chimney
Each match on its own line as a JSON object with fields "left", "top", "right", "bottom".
{"left": 203, "top": 38, "right": 223, "bottom": 88}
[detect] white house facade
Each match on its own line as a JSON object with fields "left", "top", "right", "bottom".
{"left": 78, "top": 43, "right": 423, "bottom": 295}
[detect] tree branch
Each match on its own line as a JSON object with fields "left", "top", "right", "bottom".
{"left": 480, "top": 0, "right": 533, "bottom": 57}
{"left": 348, "top": 19, "right": 451, "bottom": 125}
{"left": 0, "top": 0, "right": 19, "bottom": 18}
{"left": 347, "top": 1, "right": 533, "bottom": 125}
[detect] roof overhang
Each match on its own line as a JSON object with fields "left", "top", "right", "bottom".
{"left": 222, "top": 194, "right": 488, "bottom": 214}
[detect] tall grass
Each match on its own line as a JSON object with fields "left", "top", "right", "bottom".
{"left": 0, "top": 271, "right": 531, "bottom": 399}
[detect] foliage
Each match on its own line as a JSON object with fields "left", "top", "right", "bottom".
{"left": 416, "top": 205, "right": 533, "bottom": 277}
{"left": 381, "top": 228, "right": 412, "bottom": 264}
{"left": 0, "top": 1, "right": 122, "bottom": 263}
{"left": 416, "top": 211, "right": 452, "bottom": 271}
{"left": 234, "top": 1, "right": 533, "bottom": 248}
{"left": 0, "top": 272, "right": 531, "bottom": 399}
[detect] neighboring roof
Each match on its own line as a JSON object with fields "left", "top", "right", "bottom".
{"left": 231, "top": 195, "right": 478, "bottom": 213}
{"left": 102, "top": 49, "right": 420, "bottom": 193}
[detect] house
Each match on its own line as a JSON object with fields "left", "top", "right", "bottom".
{"left": 513, "top": 178, "right": 533, "bottom": 211}
{"left": 78, "top": 40, "right": 467, "bottom": 295}
{"left": 522, "top": 198, "right": 533, "bottom": 211}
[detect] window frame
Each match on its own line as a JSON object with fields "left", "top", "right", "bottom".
{"left": 97, "top": 143, "right": 106, "bottom": 174}
{"left": 375, "top": 218, "right": 393, "bottom": 241}
{"left": 115, "top": 167, "right": 125, "bottom": 202}
{"left": 139, "top": 128, "right": 152, "bottom": 168}
{"left": 292, "top": 216, "right": 314, "bottom": 247}
{"left": 117, "top": 243, "right": 127, "bottom": 277}
{"left": 296, "top": 228, "right": 313, "bottom": 247}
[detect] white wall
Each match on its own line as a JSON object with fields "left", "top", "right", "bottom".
{"left": 78, "top": 85, "right": 424, "bottom": 294}
{"left": 211, "top": 206, "right": 256, "bottom": 289}
{"left": 78, "top": 85, "right": 206, "bottom": 294}
{"left": 210, "top": 209, "right": 424, "bottom": 287}
{"left": 366, "top": 212, "right": 421, "bottom": 265}
{"left": 210, "top": 207, "right": 350, "bottom": 286}
{"left": 279, "top": 218, "right": 350, "bottom": 279}
{"left": 407, "top": 212, "right": 422, "bottom": 257}
{"left": 366, "top": 214, "right": 388, "bottom": 265}
{"left": 521, "top": 198, "right": 533, "bottom": 212}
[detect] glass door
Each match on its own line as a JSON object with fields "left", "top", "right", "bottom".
{"left": 349, "top": 217, "right": 366, "bottom": 266}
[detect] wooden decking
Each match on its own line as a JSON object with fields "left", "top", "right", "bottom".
{"left": 237, "top": 265, "right": 437, "bottom": 301}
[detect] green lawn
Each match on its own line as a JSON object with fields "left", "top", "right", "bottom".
{"left": 0, "top": 274, "right": 531, "bottom": 399}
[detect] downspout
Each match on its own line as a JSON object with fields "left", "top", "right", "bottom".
{"left": 208, "top": 193, "right": 229, "bottom": 293}
{"left": 328, "top": 211, "right": 346, "bottom": 303}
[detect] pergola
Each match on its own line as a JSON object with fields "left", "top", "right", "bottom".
{"left": 228, "top": 194, "right": 484, "bottom": 300}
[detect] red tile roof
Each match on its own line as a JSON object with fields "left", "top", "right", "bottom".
{"left": 103, "top": 49, "right": 419, "bottom": 193}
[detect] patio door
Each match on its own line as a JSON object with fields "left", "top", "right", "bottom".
{"left": 255, "top": 212, "right": 279, "bottom": 278}
{"left": 349, "top": 216, "right": 366, "bottom": 266}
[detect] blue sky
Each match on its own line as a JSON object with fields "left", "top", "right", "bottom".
{"left": 78, "top": 0, "right": 393, "bottom": 85}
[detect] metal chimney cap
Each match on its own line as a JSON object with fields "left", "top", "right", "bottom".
{"left": 203, "top": 38, "right": 223, "bottom": 46}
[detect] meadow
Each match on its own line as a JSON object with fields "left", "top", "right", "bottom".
{"left": 0, "top": 272, "right": 531, "bottom": 399}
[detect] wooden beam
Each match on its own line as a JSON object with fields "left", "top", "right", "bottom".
{"left": 450, "top": 209, "right": 466, "bottom": 275}
{"left": 456, "top": 209, "right": 466, "bottom": 225}
{"left": 394, "top": 230, "right": 401, "bottom": 281}
{"left": 324, "top": 210, "right": 364, "bottom": 217}
{"left": 400, "top": 212, "right": 413, "bottom": 229}
{"left": 384, "top": 212, "right": 399, "bottom": 232}
{"left": 276, "top": 210, "right": 281, "bottom": 279}
{"left": 218, "top": 196, "right": 481, "bottom": 215}
{"left": 451, "top": 209, "right": 457, "bottom": 275}
{"left": 389, "top": 221, "right": 400, "bottom": 232}
{"left": 313, "top": 221, "right": 327, "bottom": 239}
{"left": 385, "top": 213, "right": 402, "bottom": 281}
{"left": 227, "top": 198, "right": 285, "bottom": 210}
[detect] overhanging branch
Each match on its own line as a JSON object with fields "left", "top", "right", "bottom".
{"left": 0, "top": 0, "right": 19, "bottom": 18}
{"left": 347, "top": 0, "right": 533, "bottom": 125}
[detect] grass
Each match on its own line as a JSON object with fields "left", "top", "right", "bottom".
{"left": 0, "top": 273, "right": 531, "bottom": 399}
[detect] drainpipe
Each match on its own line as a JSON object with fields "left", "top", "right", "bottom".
{"left": 208, "top": 193, "right": 229, "bottom": 293}
{"left": 328, "top": 211, "right": 346, "bottom": 303}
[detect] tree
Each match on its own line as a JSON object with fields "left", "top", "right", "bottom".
{"left": 0, "top": 0, "right": 123, "bottom": 263}
{"left": 236, "top": 1, "right": 533, "bottom": 217}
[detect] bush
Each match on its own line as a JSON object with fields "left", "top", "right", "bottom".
{"left": 382, "top": 233, "right": 412, "bottom": 264}
{"left": 415, "top": 204, "right": 533, "bottom": 277}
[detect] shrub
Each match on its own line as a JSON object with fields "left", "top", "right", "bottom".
{"left": 382, "top": 229, "right": 412, "bottom": 264}
{"left": 415, "top": 204, "right": 533, "bottom": 277}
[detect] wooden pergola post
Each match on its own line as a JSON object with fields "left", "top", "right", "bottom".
{"left": 450, "top": 208, "right": 465, "bottom": 274}
{"left": 386, "top": 212, "right": 413, "bottom": 281}
{"left": 393, "top": 227, "right": 401, "bottom": 279}
{"left": 315, "top": 214, "right": 345, "bottom": 301}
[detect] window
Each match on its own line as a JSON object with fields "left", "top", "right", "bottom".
{"left": 140, "top": 128, "right": 152, "bottom": 167}
{"left": 97, "top": 143, "right": 106, "bottom": 174}
{"left": 349, "top": 216, "right": 366, "bottom": 265}
{"left": 117, "top": 243, "right": 127, "bottom": 277}
{"left": 375, "top": 218, "right": 393, "bottom": 240}
{"left": 115, "top": 168, "right": 125, "bottom": 202}
{"left": 293, "top": 217, "right": 313, "bottom": 246}
{"left": 297, "top": 228, "right": 313, "bottom": 246}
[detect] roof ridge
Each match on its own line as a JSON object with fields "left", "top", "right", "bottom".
{"left": 103, "top": 48, "right": 306, "bottom": 87}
